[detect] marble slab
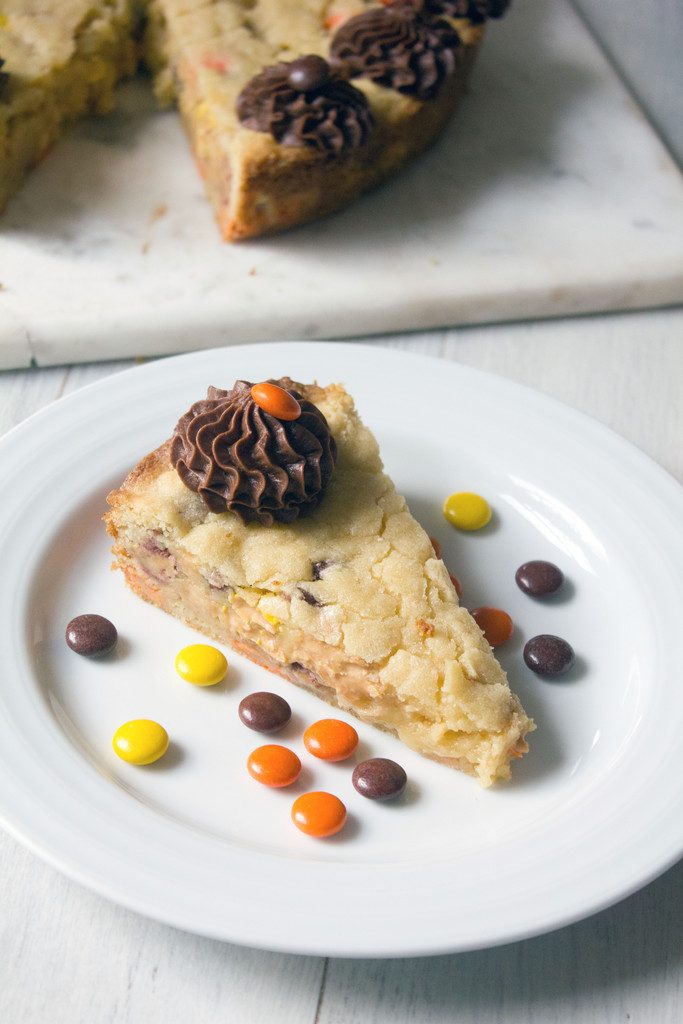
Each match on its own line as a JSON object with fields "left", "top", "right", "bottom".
{"left": 1, "top": 0, "right": 682, "bottom": 369}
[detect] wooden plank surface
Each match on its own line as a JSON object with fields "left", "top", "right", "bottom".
{"left": 1, "top": 308, "right": 681, "bottom": 1022}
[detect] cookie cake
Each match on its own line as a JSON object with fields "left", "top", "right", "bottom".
{"left": 105, "top": 376, "right": 533, "bottom": 786}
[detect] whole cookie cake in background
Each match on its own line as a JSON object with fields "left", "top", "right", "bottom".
{"left": 0, "top": 0, "right": 512, "bottom": 239}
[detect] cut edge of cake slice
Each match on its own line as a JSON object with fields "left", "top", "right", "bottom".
{"left": 105, "top": 380, "right": 534, "bottom": 786}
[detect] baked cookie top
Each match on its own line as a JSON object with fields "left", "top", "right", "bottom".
{"left": 0, "top": 1, "right": 133, "bottom": 78}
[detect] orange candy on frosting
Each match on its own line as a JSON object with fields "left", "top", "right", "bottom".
{"left": 250, "top": 382, "right": 301, "bottom": 420}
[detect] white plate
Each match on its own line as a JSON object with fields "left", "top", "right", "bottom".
{"left": 0, "top": 342, "right": 682, "bottom": 957}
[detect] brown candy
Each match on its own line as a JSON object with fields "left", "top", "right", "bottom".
{"left": 239, "top": 692, "right": 292, "bottom": 733}
{"left": 352, "top": 757, "right": 407, "bottom": 800}
{"left": 65, "top": 614, "right": 117, "bottom": 656}
{"left": 515, "top": 560, "right": 564, "bottom": 597}
{"left": 523, "top": 635, "right": 575, "bottom": 676}
{"left": 287, "top": 55, "right": 331, "bottom": 91}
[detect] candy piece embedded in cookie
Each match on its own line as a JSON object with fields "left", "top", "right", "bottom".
{"left": 105, "top": 376, "right": 534, "bottom": 786}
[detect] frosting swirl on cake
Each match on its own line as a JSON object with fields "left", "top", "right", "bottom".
{"left": 393, "top": 0, "right": 509, "bottom": 21}
{"left": 0, "top": 59, "right": 9, "bottom": 100}
{"left": 170, "top": 379, "right": 337, "bottom": 526}
{"left": 403, "top": 0, "right": 511, "bottom": 23}
{"left": 236, "top": 56, "right": 373, "bottom": 153}
{"left": 329, "top": 7, "right": 461, "bottom": 101}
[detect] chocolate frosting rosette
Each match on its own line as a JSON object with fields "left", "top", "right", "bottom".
{"left": 329, "top": 6, "right": 461, "bottom": 101}
{"left": 436, "top": 0, "right": 511, "bottom": 22}
{"left": 395, "top": 0, "right": 511, "bottom": 22}
{"left": 170, "top": 379, "right": 337, "bottom": 526}
{"left": 236, "top": 54, "right": 373, "bottom": 153}
{"left": 0, "top": 59, "right": 9, "bottom": 99}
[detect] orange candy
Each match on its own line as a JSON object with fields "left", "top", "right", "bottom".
{"left": 471, "top": 606, "right": 514, "bottom": 648}
{"left": 250, "top": 382, "right": 301, "bottom": 421}
{"left": 291, "top": 792, "right": 347, "bottom": 837}
{"left": 247, "top": 744, "right": 301, "bottom": 787}
{"left": 304, "top": 719, "right": 359, "bottom": 761}
{"left": 449, "top": 572, "right": 463, "bottom": 599}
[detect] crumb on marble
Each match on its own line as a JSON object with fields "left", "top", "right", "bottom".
{"left": 149, "top": 203, "right": 168, "bottom": 224}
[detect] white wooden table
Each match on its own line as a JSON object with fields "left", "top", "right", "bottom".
{"left": 1, "top": 309, "right": 682, "bottom": 1023}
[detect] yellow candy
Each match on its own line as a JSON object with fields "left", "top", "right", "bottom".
{"left": 175, "top": 643, "right": 228, "bottom": 686}
{"left": 112, "top": 720, "right": 169, "bottom": 765}
{"left": 443, "top": 492, "right": 492, "bottom": 531}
